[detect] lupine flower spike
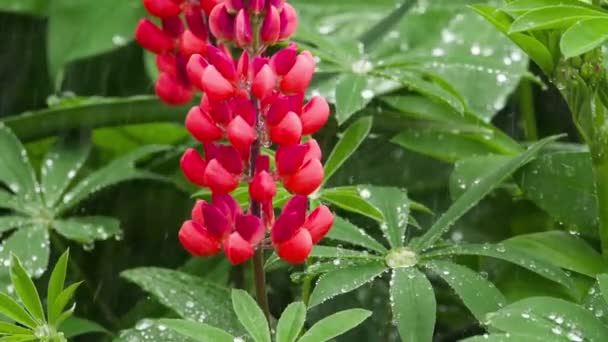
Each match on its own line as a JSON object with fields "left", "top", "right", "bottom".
{"left": 136, "top": 0, "right": 333, "bottom": 265}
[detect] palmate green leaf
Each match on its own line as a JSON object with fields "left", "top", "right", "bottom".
{"left": 0, "top": 191, "right": 30, "bottom": 215}
{"left": 48, "top": 282, "right": 81, "bottom": 325}
{"left": 60, "top": 316, "right": 110, "bottom": 338}
{"left": 231, "top": 290, "right": 270, "bottom": 342}
{"left": 0, "top": 0, "right": 48, "bottom": 16}
{"left": 326, "top": 216, "right": 387, "bottom": 254}
{"left": 0, "top": 322, "right": 31, "bottom": 336}
{"left": 561, "top": 18, "right": 608, "bottom": 58}
{"left": 485, "top": 297, "right": 608, "bottom": 340}
{"left": 276, "top": 302, "right": 306, "bottom": 342}
{"left": 0, "top": 227, "right": 50, "bottom": 287}
{"left": 159, "top": 319, "right": 234, "bottom": 342}
{"left": 470, "top": 4, "right": 555, "bottom": 75}
{"left": 52, "top": 216, "right": 121, "bottom": 244}
{"left": 509, "top": 6, "right": 607, "bottom": 33}
{"left": 9, "top": 255, "right": 44, "bottom": 322}
{"left": 0, "top": 125, "right": 40, "bottom": 204}
{"left": 423, "top": 243, "right": 576, "bottom": 290}
{"left": 334, "top": 74, "right": 370, "bottom": 125}
{"left": 599, "top": 274, "right": 608, "bottom": 303}
{"left": 449, "top": 155, "right": 512, "bottom": 200}
{"left": 55, "top": 145, "right": 169, "bottom": 214}
{"left": 48, "top": 0, "right": 145, "bottom": 81}
{"left": 308, "top": 262, "right": 386, "bottom": 308}
{"left": 0, "top": 292, "right": 38, "bottom": 329}
{"left": 0, "top": 335, "right": 37, "bottom": 342}
{"left": 0, "top": 217, "right": 33, "bottom": 235}
{"left": 424, "top": 260, "right": 506, "bottom": 323}
{"left": 411, "top": 135, "right": 562, "bottom": 251}
{"left": 391, "top": 267, "right": 436, "bottom": 342}
{"left": 364, "top": 186, "right": 409, "bottom": 248}
{"left": 517, "top": 152, "right": 598, "bottom": 233}
{"left": 324, "top": 117, "right": 373, "bottom": 182}
{"left": 503, "top": 0, "right": 603, "bottom": 15}
{"left": 47, "top": 250, "right": 69, "bottom": 321}
{"left": 310, "top": 246, "right": 383, "bottom": 260}
{"left": 121, "top": 267, "right": 242, "bottom": 334}
{"left": 2, "top": 96, "right": 190, "bottom": 143}
{"left": 40, "top": 134, "right": 91, "bottom": 208}
{"left": 319, "top": 187, "right": 384, "bottom": 222}
{"left": 297, "top": 309, "right": 371, "bottom": 342}
{"left": 504, "top": 231, "right": 606, "bottom": 277}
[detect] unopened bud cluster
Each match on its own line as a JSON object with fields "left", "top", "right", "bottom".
{"left": 135, "top": 0, "right": 334, "bottom": 265}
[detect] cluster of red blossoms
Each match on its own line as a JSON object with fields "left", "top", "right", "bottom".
{"left": 135, "top": 0, "right": 334, "bottom": 265}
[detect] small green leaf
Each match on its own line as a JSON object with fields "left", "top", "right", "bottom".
{"left": 0, "top": 125, "right": 40, "bottom": 204}
{"left": 411, "top": 135, "right": 562, "bottom": 251}
{"left": 49, "top": 282, "right": 81, "bottom": 325}
{"left": 503, "top": 0, "right": 602, "bottom": 14}
{"left": 9, "top": 255, "right": 44, "bottom": 322}
{"left": 365, "top": 186, "right": 409, "bottom": 248}
{"left": 0, "top": 322, "right": 31, "bottom": 335}
{"left": 509, "top": 6, "right": 607, "bottom": 33}
{"left": 52, "top": 216, "right": 122, "bottom": 244}
{"left": 60, "top": 316, "right": 110, "bottom": 338}
{"left": 334, "top": 74, "right": 370, "bottom": 125}
{"left": 598, "top": 274, "right": 608, "bottom": 304}
{"left": 308, "top": 262, "right": 386, "bottom": 308}
{"left": 298, "top": 309, "right": 371, "bottom": 342}
{"left": 424, "top": 260, "right": 506, "bottom": 322}
{"left": 391, "top": 268, "right": 436, "bottom": 342}
{"left": 40, "top": 134, "right": 91, "bottom": 208}
{"left": 561, "top": 18, "right": 608, "bottom": 58}
{"left": 276, "top": 302, "right": 306, "bottom": 342}
{"left": 0, "top": 335, "right": 37, "bottom": 341}
{"left": 47, "top": 250, "right": 69, "bottom": 317}
{"left": 159, "top": 319, "right": 234, "bottom": 342}
{"left": 319, "top": 187, "right": 384, "bottom": 222}
{"left": 325, "top": 216, "right": 387, "bottom": 254}
{"left": 231, "top": 289, "right": 270, "bottom": 342}
{"left": 504, "top": 231, "right": 606, "bottom": 277}
{"left": 324, "top": 117, "right": 373, "bottom": 182}
{"left": 0, "top": 293, "right": 38, "bottom": 329}
{"left": 0, "top": 227, "right": 50, "bottom": 283}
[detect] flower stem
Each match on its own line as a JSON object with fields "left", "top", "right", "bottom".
{"left": 518, "top": 79, "right": 538, "bottom": 141}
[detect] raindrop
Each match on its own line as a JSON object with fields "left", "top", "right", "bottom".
{"left": 112, "top": 35, "right": 128, "bottom": 46}
{"left": 432, "top": 48, "right": 445, "bottom": 57}
{"left": 361, "top": 89, "right": 374, "bottom": 100}
{"left": 470, "top": 44, "right": 481, "bottom": 56}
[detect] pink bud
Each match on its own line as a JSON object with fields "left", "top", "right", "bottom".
{"left": 179, "top": 29, "right": 208, "bottom": 57}
{"left": 180, "top": 148, "right": 208, "bottom": 187}
{"left": 249, "top": 0, "right": 265, "bottom": 13}
{"left": 143, "top": 0, "right": 182, "bottom": 18}
{"left": 162, "top": 16, "right": 185, "bottom": 38}
{"left": 203, "top": 159, "right": 240, "bottom": 194}
{"left": 201, "top": 0, "right": 223, "bottom": 15}
{"left": 276, "top": 228, "right": 312, "bottom": 264}
{"left": 156, "top": 54, "right": 177, "bottom": 76}
{"left": 209, "top": 4, "right": 235, "bottom": 41}
{"left": 235, "top": 214, "right": 264, "bottom": 244}
{"left": 227, "top": 116, "right": 257, "bottom": 158}
{"left": 266, "top": 95, "right": 289, "bottom": 125}
{"left": 269, "top": 0, "right": 285, "bottom": 10}
{"left": 234, "top": 97, "right": 256, "bottom": 126}
{"left": 283, "top": 158, "right": 324, "bottom": 195}
{"left": 276, "top": 144, "right": 307, "bottom": 175}
{"left": 226, "top": 0, "right": 244, "bottom": 13}
{"left": 270, "top": 43, "right": 298, "bottom": 75}
{"left": 224, "top": 232, "right": 254, "bottom": 265}
{"left": 191, "top": 200, "right": 206, "bottom": 224}
{"left": 270, "top": 111, "right": 302, "bottom": 146}
{"left": 207, "top": 45, "right": 238, "bottom": 82}
{"left": 279, "top": 3, "right": 298, "bottom": 40}
{"left": 185, "top": 5, "right": 209, "bottom": 41}
{"left": 280, "top": 52, "right": 315, "bottom": 94}
{"left": 186, "top": 54, "right": 208, "bottom": 90}
{"left": 252, "top": 65, "right": 277, "bottom": 100}
{"left": 303, "top": 205, "right": 333, "bottom": 244}
{"left": 185, "top": 106, "right": 223, "bottom": 143}
{"left": 179, "top": 221, "right": 222, "bottom": 257}
{"left": 237, "top": 51, "right": 250, "bottom": 79}
{"left": 202, "top": 65, "right": 234, "bottom": 100}
{"left": 249, "top": 171, "right": 277, "bottom": 203}
{"left": 300, "top": 96, "right": 330, "bottom": 135}
{"left": 235, "top": 9, "right": 253, "bottom": 47}
{"left": 304, "top": 139, "right": 322, "bottom": 161}
{"left": 155, "top": 73, "right": 193, "bottom": 105}
{"left": 135, "top": 19, "right": 175, "bottom": 54}
{"left": 260, "top": 5, "right": 280, "bottom": 45}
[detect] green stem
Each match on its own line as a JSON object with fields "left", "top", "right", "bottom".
{"left": 518, "top": 79, "right": 538, "bottom": 141}
{"left": 301, "top": 275, "right": 312, "bottom": 306}
{"left": 593, "top": 156, "right": 608, "bottom": 255}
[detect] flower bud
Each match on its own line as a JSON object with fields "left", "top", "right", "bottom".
{"left": 179, "top": 29, "right": 208, "bottom": 57}
{"left": 280, "top": 52, "right": 315, "bottom": 94}
{"left": 279, "top": 3, "right": 298, "bottom": 40}
{"left": 186, "top": 54, "right": 208, "bottom": 90}
{"left": 235, "top": 9, "right": 253, "bottom": 47}
{"left": 209, "top": 4, "right": 235, "bottom": 41}
{"left": 283, "top": 158, "right": 323, "bottom": 195}
{"left": 185, "top": 5, "right": 209, "bottom": 41}
{"left": 179, "top": 221, "right": 222, "bottom": 256}
{"left": 185, "top": 106, "right": 223, "bottom": 143}
{"left": 260, "top": 5, "right": 280, "bottom": 45}
{"left": 180, "top": 148, "right": 208, "bottom": 187}
{"left": 250, "top": 171, "right": 276, "bottom": 203}
{"left": 270, "top": 111, "right": 302, "bottom": 146}
{"left": 266, "top": 95, "right": 290, "bottom": 125}
{"left": 252, "top": 65, "right": 277, "bottom": 100}
{"left": 143, "top": 0, "right": 182, "bottom": 18}
{"left": 155, "top": 73, "right": 193, "bottom": 105}
{"left": 202, "top": 65, "right": 235, "bottom": 100}
{"left": 300, "top": 96, "right": 330, "bottom": 135}
{"left": 200, "top": 0, "right": 223, "bottom": 15}
{"left": 135, "top": 19, "right": 175, "bottom": 54}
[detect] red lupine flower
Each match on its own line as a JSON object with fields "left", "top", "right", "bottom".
{"left": 180, "top": 144, "right": 244, "bottom": 194}
{"left": 155, "top": 72, "right": 193, "bottom": 105}
{"left": 279, "top": 3, "right": 298, "bottom": 40}
{"left": 235, "top": 9, "right": 253, "bottom": 47}
{"left": 271, "top": 195, "right": 333, "bottom": 263}
{"left": 144, "top": 0, "right": 182, "bottom": 18}
{"left": 135, "top": 19, "right": 175, "bottom": 54}
{"left": 209, "top": 3, "right": 235, "bottom": 41}
{"left": 300, "top": 96, "right": 330, "bottom": 135}
{"left": 179, "top": 195, "right": 264, "bottom": 264}
{"left": 276, "top": 140, "right": 323, "bottom": 195}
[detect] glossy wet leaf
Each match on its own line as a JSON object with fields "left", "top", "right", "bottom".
{"left": 298, "top": 309, "right": 371, "bottom": 342}
{"left": 0, "top": 292, "right": 38, "bottom": 329}
{"left": 358, "top": 0, "right": 416, "bottom": 51}
{"left": 463, "top": 334, "right": 552, "bottom": 342}
{"left": 365, "top": 186, "right": 409, "bottom": 248}
{"left": 509, "top": 6, "right": 607, "bottom": 33}
{"left": 308, "top": 262, "right": 386, "bottom": 308}
{"left": 121, "top": 267, "right": 242, "bottom": 334}
{"left": 9, "top": 255, "right": 44, "bottom": 322}
{"left": 231, "top": 289, "right": 270, "bottom": 342}
{"left": 325, "top": 216, "right": 387, "bottom": 254}
{"left": 391, "top": 267, "right": 436, "bottom": 342}
{"left": 502, "top": 0, "right": 601, "bottom": 14}
{"left": 0, "top": 217, "right": 33, "bottom": 235}
{"left": 114, "top": 320, "right": 197, "bottom": 342}
{"left": 159, "top": 319, "right": 234, "bottom": 342}
{"left": 310, "top": 246, "right": 383, "bottom": 260}
{"left": 319, "top": 187, "right": 384, "bottom": 222}
{"left": 48, "top": 281, "right": 81, "bottom": 324}
{"left": 599, "top": 274, "right": 608, "bottom": 304}
{"left": 424, "top": 260, "right": 506, "bottom": 322}
{"left": 411, "top": 135, "right": 562, "bottom": 251}
{"left": 276, "top": 302, "right": 306, "bottom": 342}
{"left": 0, "top": 125, "right": 40, "bottom": 204}
{"left": 52, "top": 216, "right": 121, "bottom": 244}
{"left": 449, "top": 155, "right": 511, "bottom": 200}
{"left": 561, "top": 17, "right": 608, "bottom": 58}
{"left": 334, "top": 74, "right": 370, "bottom": 125}
{"left": 324, "top": 117, "right": 373, "bottom": 182}
{"left": 0, "top": 227, "right": 50, "bottom": 286}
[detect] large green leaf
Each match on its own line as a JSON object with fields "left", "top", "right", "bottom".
{"left": 298, "top": 309, "right": 371, "bottom": 342}
{"left": 517, "top": 152, "right": 598, "bottom": 233}
{"left": 9, "top": 255, "right": 44, "bottom": 322}
{"left": 231, "top": 290, "right": 270, "bottom": 342}
{"left": 391, "top": 267, "right": 436, "bottom": 342}
{"left": 505, "top": 231, "right": 606, "bottom": 277}
{"left": 509, "top": 6, "right": 607, "bottom": 33}
{"left": 485, "top": 297, "right": 608, "bottom": 340}
{"left": 308, "top": 262, "right": 386, "bottom": 308}
{"left": 48, "top": 0, "right": 145, "bottom": 81}
{"left": 358, "top": 0, "right": 416, "bottom": 51}
{"left": 323, "top": 117, "right": 373, "bottom": 182}
{"left": 334, "top": 74, "right": 370, "bottom": 125}
{"left": 561, "top": 18, "right": 608, "bottom": 58}
{"left": 159, "top": 319, "right": 234, "bottom": 342}
{"left": 276, "top": 302, "right": 306, "bottom": 342}
{"left": 114, "top": 320, "right": 197, "bottom": 342}
{"left": 0, "top": 227, "right": 50, "bottom": 286}
{"left": 0, "top": 293, "right": 38, "bottom": 329}
{"left": 599, "top": 274, "right": 608, "bottom": 303}
{"left": 0, "top": 125, "right": 40, "bottom": 204}
{"left": 411, "top": 135, "right": 561, "bottom": 251}
{"left": 47, "top": 250, "right": 69, "bottom": 322}
{"left": 40, "top": 134, "right": 91, "bottom": 208}
{"left": 121, "top": 268, "right": 242, "bottom": 334}
{"left": 310, "top": 246, "right": 383, "bottom": 260}
{"left": 325, "top": 216, "right": 387, "bottom": 254}
{"left": 449, "top": 154, "right": 512, "bottom": 200}
{"left": 424, "top": 260, "right": 506, "bottom": 322}
{"left": 319, "top": 187, "right": 384, "bottom": 222}
{"left": 52, "top": 216, "right": 122, "bottom": 244}
{"left": 0, "top": 217, "right": 33, "bottom": 235}
{"left": 365, "top": 186, "right": 409, "bottom": 248}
